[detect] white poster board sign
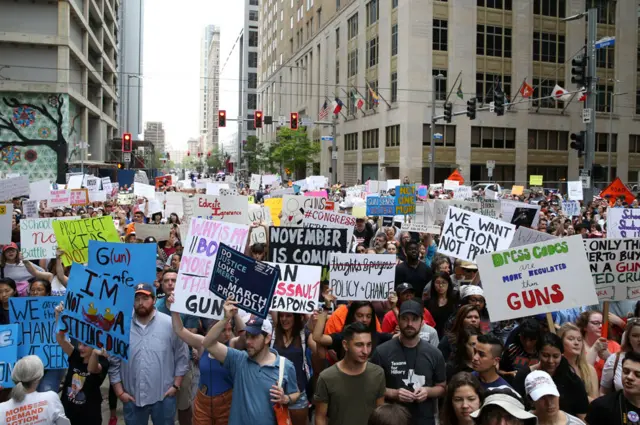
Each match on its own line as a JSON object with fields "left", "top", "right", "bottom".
{"left": 135, "top": 223, "right": 172, "bottom": 241}
{"left": 250, "top": 174, "right": 261, "bottom": 190}
{"left": 328, "top": 254, "right": 396, "bottom": 301}
{"left": 0, "top": 204, "right": 12, "bottom": 243}
{"left": 584, "top": 238, "right": 640, "bottom": 301}
{"left": 400, "top": 222, "right": 441, "bottom": 234}
{"left": 509, "top": 227, "right": 557, "bottom": 248}
{"left": 22, "top": 199, "right": 38, "bottom": 218}
{"left": 567, "top": 181, "right": 583, "bottom": 201}
{"left": 443, "top": 180, "right": 460, "bottom": 191}
{"left": 607, "top": 209, "right": 640, "bottom": 239}
{"left": 134, "top": 182, "right": 156, "bottom": 200}
{"left": 453, "top": 186, "right": 473, "bottom": 200}
{"left": 500, "top": 200, "right": 541, "bottom": 228}
{"left": 19, "top": 216, "right": 80, "bottom": 259}
{"left": 0, "top": 176, "right": 29, "bottom": 201}
{"left": 29, "top": 179, "right": 51, "bottom": 201}
{"left": 302, "top": 208, "right": 356, "bottom": 243}
{"left": 192, "top": 195, "right": 249, "bottom": 225}
{"left": 267, "top": 263, "right": 322, "bottom": 313}
{"left": 561, "top": 201, "right": 580, "bottom": 217}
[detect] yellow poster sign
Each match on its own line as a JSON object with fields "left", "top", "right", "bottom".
{"left": 529, "top": 175, "right": 543, "bottom": 186}
{"left": 264, "top": 198, "right": 283, "bottom": 227}
{"left": 53, "top": 216, "right": 120, "bottom": 266}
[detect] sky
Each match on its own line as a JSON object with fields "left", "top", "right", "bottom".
{"left": 142, "top": 0, "right": 244, "bottom": 150}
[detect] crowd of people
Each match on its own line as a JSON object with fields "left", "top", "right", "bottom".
{"left": 0, "top": 174, "right": 637, "bottom": 425}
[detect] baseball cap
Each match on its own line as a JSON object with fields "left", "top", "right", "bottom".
{"left": 525, "top": 370, "right": 559, "bottom": 401}
{"left": 461, "top": 261, "right": 478, "bottom": 270}
{"left": 245, "top": 317, "right": 273, "bottom": 336}
{"left": 3, "top": 242, "right": 18, "bottom": 252}
{"left": 471, "top": 391, "right": 537, "bottom": 423}
{"left": 396, "top": 283, "right": 414, "bottom": 294}
{"left": 399, "top": 299, "right": 423, "bottom": 318}
{"left": 460, "top": 285, "right": 484, "bottom": 299}
{"left": 134, "top": 282, "right": 155, "bottom": 297}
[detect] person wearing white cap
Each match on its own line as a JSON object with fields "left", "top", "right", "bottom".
{"left": 471, "top": 387, "right": 537, "bottom": 425}
{"left": 525, "top": 370, "right": 585, "bottom": 425}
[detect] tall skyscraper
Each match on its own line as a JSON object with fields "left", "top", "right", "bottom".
{"left": 200, "top": 25, "right": 221, "bottom": 152}
{"left": 144, "top": 122, "right": 166, "bottom": 155}
{"left": 118, "top": 0, "right": 144, "bottom": 139}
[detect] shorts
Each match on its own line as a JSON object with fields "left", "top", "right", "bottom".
{"left": 289, "top": 390, "right": 308, "bottom": 410}
{"left": 177, "top": 365, "right": 194, "bottom": 411}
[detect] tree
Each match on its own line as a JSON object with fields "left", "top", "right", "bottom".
{"left": 271, "top": 128, "right": 320, "bottom": 178}
{"left": 206, "top": 145, "right": 225, "bottom": 171}
{"left": 243, "top": 135, "right": 265, "bottom": 174}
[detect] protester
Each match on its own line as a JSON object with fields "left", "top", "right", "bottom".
{"left": 440, "top": 372, "right": 484, "bottom": 425}
{"left": 394, "top": 241, "right": 433, "bottom": 296}
{"left": 446, "top": 327, "right": 481, "bottom": 381}
{"left": 601, "top": 319, "right": 640, "bottom": 394}
{"left": 472, "top": 333, "right": 512, "bottom": 390}
{"left": 558, "top": 323, "right": 599, "bottom": 400}
{"left": 577, "top": 310, "right": 620, "bottom": 381}
{"left": 500, "top": 318, "right": 542, "bottom": 377}
{"left": 525, "top": 370, "right": 585, "bottom": 425}
{"left": 439, "top": 304, "right": 483, "bottom": 362}
{"left": 470, "top": 387, "right": 537, "bottom": 425}
{"left": 367, "top": 403, "right": 411, "bottom": 425}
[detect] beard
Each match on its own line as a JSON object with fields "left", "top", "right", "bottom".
{"left": 400, "top": 325, "right": 419, "bottom": 339}
{"left": 135, "top": 304, "right": 154, "bottom": 318}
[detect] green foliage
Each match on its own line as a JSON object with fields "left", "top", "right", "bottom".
{"left": 206, "top": 146, "right": 225, "bottom": 171}
{"left": 272, "top": 128, "right": 320, "bottom": 178}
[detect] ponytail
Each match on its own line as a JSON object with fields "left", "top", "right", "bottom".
{"left": 11, "top": 382, "right": 27, "bottom": 403}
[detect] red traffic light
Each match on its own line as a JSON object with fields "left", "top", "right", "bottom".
{"left": 207, "top": 152, "right": 211, "bottom": 157}
{"left": 218, "top": 110, "right": 226, "bottom": 127}
{"left": 254, "top": 111, "right": 263, "bottom": 128}
{"left": 122, "top": 133, "right": 132, "bottom": 152}
{"left": 187, "top": 151, "right": 190, "bottom": 156}
{"left": 290, "top": 113, "right": 299, "bottom": 130}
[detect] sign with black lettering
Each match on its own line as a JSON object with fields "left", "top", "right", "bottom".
{"left": 584, "top": 238, "right": 640, "bottom": 301}
{"left": 267, "top": 263, "right": 322, "bottom": 314}
{"left": 329, "top": 254, "right": 396, "bottom": 301}
{"left": 269, "top": 227, "right": 348, "bottom": 266}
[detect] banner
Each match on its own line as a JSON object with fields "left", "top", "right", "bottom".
{"left": 584, "top": 238, "right": 640, "bottom": 301}
{"left": 394, "top": 185, "right": 416, "bottom": 215}
{"left": 567, "top": 181, "right": 583, "bottom": 201}
{"left": 509, "top": 227, "right": 557, "bottom": 248}
{"left": 193, "top": 195, "right": 249, "bottom": 224}
{"left": 476, "top": 235, "right": 598, "bottom": 322}
{"left": 264, "top": 198, "right": 282, "bottom": 226}
{"left": 562, "top": 201, "right": 580, "bottom": 217}
{"left": 53, "top": 216, "right": 120, "bottom": 266}
{"left": 280, "top": 195, "right": 328, "bottom": 226}
{"left": 172, "top": 218, "right": 249, "bottom": 319}
{"left": 20, "top": 217, "right": 81, "bottom": 260}
{"left": 0, "top": 324, "right": 18, "bottom": 388}
{"left": 607, "top": 209, "right": 640, "bottom": 239}
{"left": 439, "top": 206, "right": 515, "bottom": 262}
{"left": 269, "top": 227, "right": 348, "bottom": 266}
{"left": 600, "top": 177, "right": 635, "bottom": 206}
{"left": 400, "top": 222, "right": 441, "bottom": 234}
{"left": 0, "top": 204, "right": 11, "bottom": 244}
{"left": 267, "top": 263, "right": 322, "bottom": 314}
{"left": 0, "top": 176, "right": 29, "bottom": 201}
{"left": 58, "top": 242, "right": 157, "bottom": 360}
{"left": 302, "top": 208, "right": 356, "bottom": 242}
{"left": 210, "top": 244, "right": 278, "bottom": 318}
{"left": 49, "top": 189, "right": 71, "bottom": 208}
{"left": 9, "top": 297, "right": 66, "bottom": 369}
{"left": 135, "top": 223, "right": 172, "bottom": 241}
{"left": 134, "top": 182, "right": 156, "bottom": 200}
{"left": 69, "top": 189, "right": 89, "bottom": 206}
{"left": 22, "top": 199, "right": 38, "bottom": 218}
{"left": 366, "top": 195, "right": 394, "bottom": 216}
{"left": 329, "top": 254, "right": 396, "bottom": 301}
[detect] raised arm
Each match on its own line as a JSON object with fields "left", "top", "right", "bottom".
{"left": 202, "top": 299, "right": 239, "bottom": 363}
{"left": 54, "top": 302, "right": 74, "bottom": 357}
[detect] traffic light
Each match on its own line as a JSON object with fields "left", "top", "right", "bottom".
{"left": 187, "top": 151, "right": 190, "bottom": 156}
{"left": 117, "top": 162, "right": 124, "bottom": 169}
{"left": 494, "top": 91, "right": 505, "bottom": 116}
{"left": 218, "top": 110, "right": 226, "bottom": 127}
{"left": 571, "top": 55, "right": 587, "bottom": 86}
{"left": 570, "top": 132, "right": 585, "bottom": 157}
{"left": 443, "top": 102, "right": 453, "bottom": 123}
{"left": 254, "top": 111, "right": 263, "bottom": 128}
{"left": 122, "top": 133, "right": 132, "bottom": 152}
{"left": 290, "top": 112, "right": 299, "bottom": 130}
{"left": 466, "top": 98, "right": 477, "bottom": 120}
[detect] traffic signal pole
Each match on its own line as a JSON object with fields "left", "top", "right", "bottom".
{"left": 584, "top": 7, "right": 597, "bottom": 203}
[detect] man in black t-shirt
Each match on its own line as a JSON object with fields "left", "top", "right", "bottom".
{"left": 588, "top": 351, "right": 640, "bottom": 425}
{"left": 394, "top": 241, "right": 433, "bottom": 296}
{"left": 371, "top": 300, "right": 446, "bottom": 425}
{"left": 353, "top": 218, "right": 375, "bottom": 247}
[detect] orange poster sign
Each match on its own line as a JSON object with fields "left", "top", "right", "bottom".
{"left": 446, "top": 170, "right": 465, "bottom": 184}
{"left": 599, "top": 177, "right": 635, "bottom": 205}
{"left": 155, "top": 175, "right": 173, "bottom": 190}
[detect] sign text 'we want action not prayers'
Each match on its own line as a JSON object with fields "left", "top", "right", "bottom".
{"left": 584, "top": 238, "right": 640, "bottom": 301}
{"left": 172, "top": 218, "right": 249, "bottom": 320}
{"left": 438, "top": 206, "right": 515, "bottom": 262}
{"left": 210, "top": 244, "right": 278, "bottom": 318}
{"left": 58, "top": 242, "right": 156, "bottom": 360}
{"left": 267, "top": 263, "right": 322, "bottom": 314}
{"left": 329, "top": 254, "right": 396, "bottom": 301}
{"left": 476, "top": 235, "right": 597, "bottom": 322}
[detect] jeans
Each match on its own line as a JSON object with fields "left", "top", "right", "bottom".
{"left": 123, "top": 397, "right": 177, "bottom": 425}
{"left": 37, "top": 369, "right": 65, "bottom": 392}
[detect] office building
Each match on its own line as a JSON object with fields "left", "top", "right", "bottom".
{"left": 144, "top": 121, "right": 166, "bottom": 154}
{"left": 200, "top": 25, "right": 221, "bottom": 152}
{"left": 118, "top": 0, "right": 144, "bottom": 140}
{"left": 258, "top": 0, "right": 640, "bottom": 188}
{"left": 0, "top": 0, "right": 121, "bottom": 182}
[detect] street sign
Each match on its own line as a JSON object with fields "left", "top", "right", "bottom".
{"left": 123, "top": 152, "right": 131, "bottom": 162}
{"left": 582, "top": 108, "right": 592, "bottom": 124}
{"left": 321, "top": 136, "right": 333, "bottom": 142}
{"left": 427, "top": 154, "right": 432, "bottom": 162}
{"left": 489, "top": 102, "right": 495, "bottom": 113}
{"left": 580, "top": 169, "right": 591, "bottom": 189}
{"left": 486, "top": 160, "right": 495, "bottom": 170}
{"left": 433, "top": 133, "right": 443, "bottom": 140}
{"left": 595, "top": 36, "right": 615, "bottom": 49}
{"left": 278, "top": 116, "right": 286, "bottom": 126}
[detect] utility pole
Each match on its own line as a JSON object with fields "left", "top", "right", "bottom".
{"left": 429, "top": 74, "right": 445, "bottom": 185}
{"left": 331, "top": 115, "right": 337, "bottom": 186}
{"left": 583, "top": 7, "right": 597, "bottom": 203}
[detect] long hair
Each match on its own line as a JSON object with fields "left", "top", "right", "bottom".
{"left": 274, "top": 312, "right": 305, "bottom": 349}
{"left": 453, "top": 326, "right": 481, "bottom": 367}
{"left": 344, "top": 301, "right": 376, "bottom": 334}
{"left": 440, "top": 372, "right": 485, "bottom": 425}
{"left": 427, "top": 272, "right": 456, "bottom": 311}
{"left": 558, "top": 323, "right": 596, "bottom": 396}
{"left": 10, "top": 355, "right": 44, "bottom": 403}
{"left": 449, "top": 305, "right": 482, "bottom": 342}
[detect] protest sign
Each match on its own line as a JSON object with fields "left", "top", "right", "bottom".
{"left": 476, "top": 235, "right": 597, "bottom": 322}
{"left": 0, "top": 204, "right": 12, "bottom": 244}
{"left": 250, "top": 174, "right": 261, "bottom": 190}
{"left": 529, "top": 175, "right": 543, "bottom": 186}
{"left": 9, "top": 297, "right": 66, "bottom": 369}
{"left": 365, "top": 180, "right": 379, "bottom": 193}
{"left": 29, "top": 179, "right": 51, "bottom": 201}
{"left": 509, "top": 227, "right": 557, "bottom": 248}
{"left": 67, "top": 174, "right": 83, "bottom": 189}
{"left": 135, "top": 223, "right": 172, "bottom": 241}
{"left": 248, "top": 204, "right": 272, "bottom": 224}
{"left": 266, "top": 263, "right": 322, "bottom": 314}
{"left": 264, "top": 198, "right": 282, "bottom": 226}
{"left": 607, "top": 208, "right": 640, "bottom": 239}
{"left": 0, "top": 324, "right": 18, "bottom": 388}
{"left": 89, "top": 191, "right": 107, "bottom": 203}
{"left": 480, "top": 199, "right": 500, "bottom": 219}
{"left": 600, "top": 177, "right": 635, "bottom": 206}
{"left": 280, "top": 195, "right": 328, "bottom": 226}
{"left": 155, "top": 175, "right": 172, "bottom": 190}
{"left": 172, "top": 218, "right": 249, "bottom": 319}
{"left": 366, "top": 195, "right": 394, "bottom": 216}
{"left": 584, "top": 238, "right": 640, "bottom": 301}
{"left": 117, "top": 192, "right": 135, "bottom": 205}
{"left": 561, "top": 201, "right": 580, "bottom": 217}
{"left": 165, "top": 192, "right": 185, "bottom": 217}
{"left": 20, "top": 217, "right": 81, "bottom": 260}
{"left": 85, "top": 176, "right": 100, "bottom": 192}
{"left": 329, "top": 254, "right": 396, "bottom": 301}
{"left": 210, "top": 244, "right": 278, "bottom": 318}
{"left": 270, "top": 227, "right": 348, "bottom": 266}
{"left": 434, "top": 199, "right": 481, "bottom": 223}
{"left": 501, "top": 200, "right": 540, "bottom": 228}
{"left": 58, "top": 242, "right": 156, "bottom": 360}
{"left": 394, "top": 185, "right": 416, "bottom": 215}
{"left": 511, "top": 185, "right": 524, "bottom": 196}
{"left": 69, "top": 188, "right": 89, "bottom": 206}
{"left": 250, "top": 226, "right": 267, "bottom": 244}
{"left": 387, "top": 179, "right": 401, "bottom": 189}
{"left": 485, "top": 189, "right": 498, "bottom": 200}
{"left": 444, "top": 180, "right": 460, "bottom": 190}
{"left": 302, "top": 208, "right": 356, "bottom": 242}
{"left": 0, "top": 176, "right": 29, "bottom": 201}
{"left": 439, "top": 206, "right": 515, "bottom": 262}
{"left": 134, "top": 182, "right": 156, "bottom": 200}
{"left": 206, "top": 182, "right": 229, "bottom": 195}
{"left": 453, "top": 186, "right": 473, "bottom": 200}
{"left": 193, "top": 195, "right": 249, "bottom": 224}
{"left": 400, "top": 222, "right": 441, "bottom": 234}
{"left": 53, "top": 216, "right": 120, "bottom": 266}
{"left": 220, "top": 188, "right": 239, "bottom": 196}
{"left": 182, "top": 196, "right": 194, "bottom": 222}
{"left": 48, "top": 189, "right": 71, "bottom": 208}
{"left": 567, "top": 181, "right": 583, "bottom": 201}
{"left": 22, "top": 199, "right": 38, "bottom": 218}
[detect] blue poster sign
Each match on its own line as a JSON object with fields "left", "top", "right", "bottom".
{"left": 366, "top": 195, "right": 395, "bottom": 216}
{"left": 210, "top": 243, "right": 278, "bottom": 318}
{"left": 9, "top": 296, "right": 66, "bottom": 369}
{"left": 395, "top": 185, "right": 416, "bottom": 215}
{"left": 0, "top": 324, "right": 19, "bottom": 388}
{"left": 58, "top": 241, "right": 157, "bottom": 361}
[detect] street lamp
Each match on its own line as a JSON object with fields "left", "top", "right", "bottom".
{"left": 126, "top": 75, "right": 142, "bottom": 133}
{"left": 429, "top": 73, "right": 446, "bottom": 185}
{"left": 607, "top": 79, "right": 628, "bottom": 182}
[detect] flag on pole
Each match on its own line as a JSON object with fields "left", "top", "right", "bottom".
{"left": 456, "top": 80, "right": 464, "bottom": 99}
{"left": 552, "top": 84, "right": 573, "bottom": 102}
{"left": 319, "top": 101, "right": 329, "bottom": 120}
{"left": 578, "top": 87, "right": 587, "bottom": 102}
{"left": 352, "top": 91, "right": 365, "bottom": 110}
{"left": 332, "top": 98, "right": 344, "bottom": 115}
{"left": 520, "top": 81, "right": 534, "bottom": 98}
{"left": 366, "top": 81, "right": 380, "bottom": 105}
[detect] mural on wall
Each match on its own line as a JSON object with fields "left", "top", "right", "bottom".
{"left": 0, "top": 93, "right": 73, "bottom": 183}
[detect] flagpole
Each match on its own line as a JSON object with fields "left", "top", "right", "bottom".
{"left": 365, "top": 79, "right": 391, "bottom": 109}
{"left": 354, "top": 86, "right": 370, "bottom": 112}
{"left": 560, "top": 92, "right": 578, "bottom": 114}
{"left": 340, "top": 88, "right": 365, "bottom": 117}
{"left": 444, "top": 71, "right": 462, "bottom": 103}
{"left": 330, "top": 94, "right": 347, "bottom": 120}
{"left": 507, "top": 78, "right": 527, "bottom": 111}
{"left": 534, "top": 45, "right": 586, "bottom": 112}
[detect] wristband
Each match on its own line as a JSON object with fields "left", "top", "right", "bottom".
{"left": 172, "top": 384, "right": 180, "bottom": 391}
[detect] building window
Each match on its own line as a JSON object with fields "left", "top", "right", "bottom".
{"left": 366, "top": 0, "right": 379, "bottom": 26}
{"left": 366, "top": 80, "right": 379, "bottom": 109}
{"left": 250, "top": 0, "right": 258, "bottom": 4}
{"left": 476, "top": 73, "right": 511, "bottom": 104}
{"left": 629, "top": 135, "right": 640, "bottom": 153}
{"left": 531, "top": 78, "right": 565, "bottom": 109}
{"left": 348, "top": 49, "right": 358, "bottom": 77}
{"left": 423, "top": 124, "right": 456, "bottom": 147}
{"left": 391, "top": 72, "right": 398, "bottom": 103}
{"left": 366, "top": 36, "right": 379, "bottom": 67}
{"left": 596, "top": 47, "right": 615, "bottom": 69}
{"left": 249, "top": 10, "right": 259, "bottom": 21}
{"left": 336, "top": 0, "right": 341, "bottom": 10}
{"left": 247, "top": 114, "right": 255, "bottom": 131}
{"left": 471, "top": 127, "right": 516, "bottom": 149}
{"left": 247, "top": 93, "right": 257, "bottom": 110}
{"left": 248, "top": 52, "right": 258, "bottom": 68}
{"left": 386, "top": 125, "right": 400, "bottom": 147}
{"left": 433, "top": 19, "right": 448, "bottom": 51}
{"left": 636, "top": 90, "right": 640, "bottom": 115}
{"left": 248, "top": 73, "right": 257, "bottom": 89}
{"left": 533, "top": 0, "right": 566, "bottom": 18}
{"left": 527, "top": 130, "right": 569, "bottom": 151}
{"left": 477, "top": 25, "right": 512, "bottom": 58}
{"left": 587, "top": 0, "right": 615, "bottom": 24}
{"left": 433, "top": 69, "right": 448, "bottom": 101}
{"left": 533, "top": 32, "right": 565, "bottom": 63}
{"left": 336, "top": 27, "right": 340, "bottom": 49}
{"left": 478, "top": 0, "right": 512, "bottom": 9}
{"left": 336, "top": 60, "right": 340, "bottom": 84}
{"left": 345, "top": 132, "right": 358, "bottom": 151}
{"left": 249, "top": 31, "right": 258, "bottom": 47}
{"left": 393, "top": 0, "right": 398, "bottom": 7}
{"left": 363, "top": 128, "right": 379, "bottom": 149}
{"left": 391, "top": 24, "right": 398, "bottom": 56}
{"left": 595, "top": 133, "right": 617, "bottom": 153}
{"left": 348, "top": 13, "right": 358, "bottom": 40}
{"left": 596, "top": 84, "right": 614, "bottom": 112}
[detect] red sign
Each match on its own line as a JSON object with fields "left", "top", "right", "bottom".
{"left": 447, "top": 170, "right": 465, "bottom": 184}
{"left": 155, "top": 175, "right": 173, "bottom": 190}
{"left": 599, "top": 177, "right": 635, "bottom": 206}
